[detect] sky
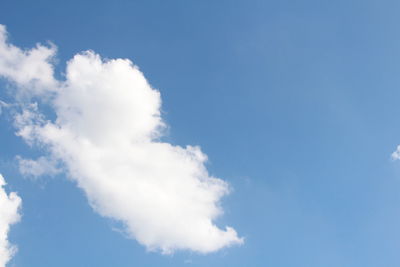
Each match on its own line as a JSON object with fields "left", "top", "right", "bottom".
{"left": 1, "top": 0, "right": 400, "bottom": 266}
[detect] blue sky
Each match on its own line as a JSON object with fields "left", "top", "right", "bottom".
{"left": 1, "top": 0, "right": 400, "bottom": 266}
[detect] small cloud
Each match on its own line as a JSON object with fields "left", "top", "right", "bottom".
{"left": 0, "top": 100, "right": 9, "bottom": 115}
{"left": 391, "top": 145, "right": 400, "bottom": 160}
{"left": 0, "top": 173, "right": 22, "bottom": 267}
{"left": 17, "top": 156, "right": 60, "bottom": 178}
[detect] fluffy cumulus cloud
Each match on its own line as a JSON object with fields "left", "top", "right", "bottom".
{"left": 0, "top": 25, "right": 243, "bottom": 253}
{"left": 0, "top": 174, "right": 21, "bottom": 267}
{"left": 0, "top": 25, "right": 57, "bottom": 96}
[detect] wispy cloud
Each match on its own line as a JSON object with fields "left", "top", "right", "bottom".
{"left": 17, "top": 156, "right": 60, "bottom": 178}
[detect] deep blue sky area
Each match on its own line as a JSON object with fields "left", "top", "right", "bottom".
{"left": 2, "top": 0, "right": 400, "bottom": 266}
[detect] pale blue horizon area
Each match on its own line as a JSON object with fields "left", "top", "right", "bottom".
{"left": 2, "top": 0, "right": 400, "bottom": 266}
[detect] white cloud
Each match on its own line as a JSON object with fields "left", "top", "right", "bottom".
{"left": 0, "top": 25, "right": 243, "bottom": 253}
{"left": 392, "top": 145, "right": 400, "bottom": 160}
{"left": 17, "top": 156, "right": 60, "bottom": 178}
{"left": 0, "top": 25, "right": 57, "bottom": 97}
{"left": 0, "top": 174, "right": 21, "bottom": 267}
